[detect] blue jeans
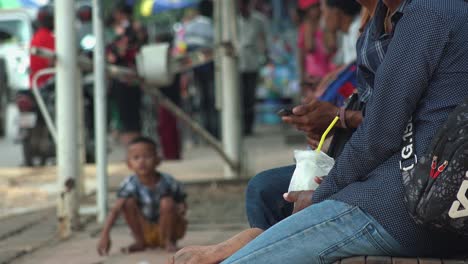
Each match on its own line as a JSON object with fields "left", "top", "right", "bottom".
{"left": 223, "top": 200, "right": 408, "bottom": 264}
{"left": 245, "top": 165, "right": 295, "bottom": 230}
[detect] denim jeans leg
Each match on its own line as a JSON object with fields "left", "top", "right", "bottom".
{"left": 245, "top": 165, "right": 295, "bottom": 230}
{"left": 222, "top": 200, "right": 407, "bottom": 264}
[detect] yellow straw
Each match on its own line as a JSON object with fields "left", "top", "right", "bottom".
{"left": 316, "top": 116, "right": 340, "bottom": 153}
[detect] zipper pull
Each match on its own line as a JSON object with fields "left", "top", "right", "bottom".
{"left": 432, "top": 160, "right": 449, "bottom": 179}
{"left": 430, "top": 156, "right": 438, "bottom": 178}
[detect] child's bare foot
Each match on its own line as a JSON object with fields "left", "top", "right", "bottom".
{"left": 121, "top": 243, "right": 146, "bottom": 254}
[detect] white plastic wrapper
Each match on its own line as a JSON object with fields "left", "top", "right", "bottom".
{"left": 288, "top": 150, "right": 335, "bottom": 192}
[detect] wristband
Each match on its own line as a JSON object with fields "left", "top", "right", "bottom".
{"left": 339, "top": 107, "right": 347, "bottom": 129}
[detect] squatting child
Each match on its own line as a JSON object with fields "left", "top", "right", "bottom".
{"left": 97, "top": 137, "right": 187, "bottom": 255}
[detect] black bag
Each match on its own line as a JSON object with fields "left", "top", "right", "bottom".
{"left": 401, "top": 98, "right": 468, "bottom": 235}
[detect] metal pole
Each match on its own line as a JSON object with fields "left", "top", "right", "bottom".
{"left": 55, "top": 0, "right": 80, "bottom": 238}
{"left": 31, "top": 68, "right": 57, "bottom": 143}
{"left": 147, "top": 86, "right": 238, "bottom": 171}
{"left": 220, "top": 0, "right": 241, "bottom": 178}
{"left": 92, "top": 0, "right": 108, "bottom": 223}
{"left": 214, "top": 0, "right": 222, "bottom": 110}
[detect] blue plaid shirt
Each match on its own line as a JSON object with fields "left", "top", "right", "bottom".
{"left": 117, "top": 172, "right": 186, "bottom": 223}
{"left": 356, "top": 1, "right": 408, "bottom": 103}
{"left": 314, "top": 0, "right": 468, "bottom": 256}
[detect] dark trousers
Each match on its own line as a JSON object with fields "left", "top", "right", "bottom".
{"left": 157, "top": 106, "right": 181, "bottom": 160}
{"left": 245, "top": 165, "right": 295, "bottom": 230}
{"left": 241, "top": 71, "right": 258, "bottom": 135}
{"left": 194, "top": 63, "right": 219, "bottom": 138}
{"left": 112, "top": 80, "right": 142, "bottom": 133}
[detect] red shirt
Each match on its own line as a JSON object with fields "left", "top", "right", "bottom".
{"left": 29, "top": 28, "right": 55, "bottom": 88}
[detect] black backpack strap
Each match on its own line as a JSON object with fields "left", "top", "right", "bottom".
{"left": 400, "top": 116, "right": 417, "bottom": 172}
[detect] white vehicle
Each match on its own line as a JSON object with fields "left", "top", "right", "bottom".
{"left": 0, "top": 9, "right": 36, "bottom": 91}
{"left": 0, "top": 9, "right": 36, "bottom": 138}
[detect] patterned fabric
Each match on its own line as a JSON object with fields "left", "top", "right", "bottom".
{"left": 117, "top": 172, "right": 186, "bottom": 223}
{"left": 313, "top": 0, "right": 468, "bottom": 256}
{"left": 355, "top": 0, "right": 408, "bottom": 103}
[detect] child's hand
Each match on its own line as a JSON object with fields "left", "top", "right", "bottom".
{"left": 97, "top": 234, "right": 112, "bottom": 256}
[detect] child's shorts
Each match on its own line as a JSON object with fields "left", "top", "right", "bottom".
{"left": 142, "top": 215, "right": 187, "bottom": 247}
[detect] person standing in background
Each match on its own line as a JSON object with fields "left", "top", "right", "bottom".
{"left": 184, "top": 0, "right": 220, "bottom": 139}
{"left": 107, "top": 3, "right": 143, "bottom": 145}
{"left": 237, "top": 0, "right": 269, "bottom": 136}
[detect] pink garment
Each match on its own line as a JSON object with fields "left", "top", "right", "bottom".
{"left": 298, "top": 25, "right": 334, "bottom": 78}
{"left": 298, "top": 0, "right": 320, "bottom": 10}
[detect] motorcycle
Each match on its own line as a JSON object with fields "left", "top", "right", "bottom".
{"left": 16, "top": 74, "right": 96, "bottom": 166}
{"left": 15, "top": 81, "right": 55, "bottom": 166}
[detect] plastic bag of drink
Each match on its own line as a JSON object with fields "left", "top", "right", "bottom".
{"left": 288, "top": 149, "right": 335, "bottom": 192}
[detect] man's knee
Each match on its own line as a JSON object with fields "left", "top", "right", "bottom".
{"left": 160, "top": 197, "right": 176, "bottom": 215}
{"left": 246, "top": 170, "right": 275, "bottom": 201}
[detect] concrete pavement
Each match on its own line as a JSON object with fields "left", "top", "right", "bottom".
{"left": 0, "top": 125, "right": 304, "bottom": 263}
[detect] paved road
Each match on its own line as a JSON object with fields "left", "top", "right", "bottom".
{"left": 0, "top": 125, "right": 304, "bottom": 263}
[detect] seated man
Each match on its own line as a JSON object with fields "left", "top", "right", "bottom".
{"left": 97, "top": 137, "right": 187, "bottom": 255}
{"left": 170, "top": 0, "right": 468, "bottom": 263}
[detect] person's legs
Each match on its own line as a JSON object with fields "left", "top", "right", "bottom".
{"left": 116, "top": 83, "right": 142, "bottom": 145}
{"left": 242, "top": 72, "right": 258, "bottom": 135}
{"left": 157, "top": 106, "right": 181, "bottom": 160}
{"left": 171, "top": 228, "right": 263, "bottom": 264}
{"left": 195, "top": 64, "right": 219, "bottom": 139}
{"left": 222, "top": 200, "right": 408, "bottom": 264}
{"left": 246, "top": 165, "right": 295, "bottom": 230}
{"left": 170, "top": 166, "right": 295, "bottom": 264}
{"left": 159, "top": 197, "right": 179, "bottom": 252}
{"left": 121, "top": 198, "right": 146, "bottom": 252}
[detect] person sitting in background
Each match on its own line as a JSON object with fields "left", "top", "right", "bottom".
{"left": 308, "top": 0, "right": 362, "bottom": 101}
{"left": 97, "top": 137, "right": 187, "bottom": 255}
{"left": 298, "top": 0, "right": 335, "bottom": 95}
{"left": 326, "top": 0, "right": 362, "bottom": 66}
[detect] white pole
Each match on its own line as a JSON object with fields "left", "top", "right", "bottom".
{"left": 214, "top": 0, "right": 222, "bottom": 110}
{"left": 92, "top": 0, "right": 108, "bottom": 223}
{"left": 219, "top": 0, "right": 241, "bottom": 179}
{"left": 55, "top": 0, "right": 81, "bottom": 237}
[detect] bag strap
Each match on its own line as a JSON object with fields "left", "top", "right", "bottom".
{"left": 400, "top": 117, "right": 417, "bottom": 172}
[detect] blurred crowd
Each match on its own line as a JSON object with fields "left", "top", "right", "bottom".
{"left": 103, "top": 0, "right": 370, "bottom": 160}
{"left": 25, "top": 0, "right": 371, "bottom": 162}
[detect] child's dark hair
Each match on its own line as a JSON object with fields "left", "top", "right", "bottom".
{"left": 128, "top": 136, "right": 157, "bottom": 152}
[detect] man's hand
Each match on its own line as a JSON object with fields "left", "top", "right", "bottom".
{"left": 306, "top": 133, "right": 321, "bottom": 150}
{"left": 283, "top": 177, "right": 323, "bottom": 214}
{"left": 282, "top": 99, "right": 339, "bottom": 135}
{"left": 97, "top": 234, "right": 112, "bottom": 256}
{"left": 283, "top": 190, "right": 314, "bottom": 214}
